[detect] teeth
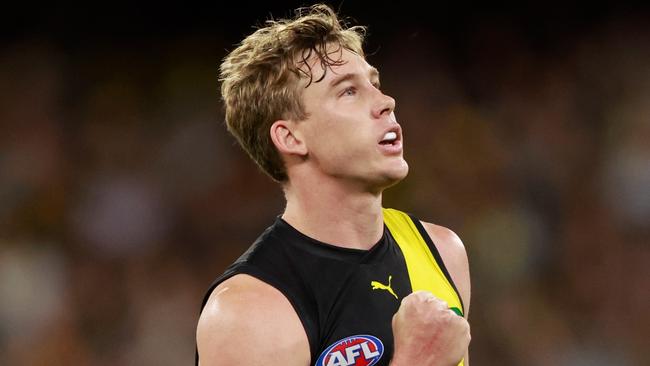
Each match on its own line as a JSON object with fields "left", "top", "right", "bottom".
{"left": 382, "top": 132, "right": 397, "bottom": 142}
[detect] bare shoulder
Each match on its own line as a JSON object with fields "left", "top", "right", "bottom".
{"left": 420, "top": 222, "right": 467, "bottom": 266}
{"left": 420, "top": 221, "right": 471, "bottom": 316}
{"left": 196, "top": 274, "right": 310, "bottom": 366}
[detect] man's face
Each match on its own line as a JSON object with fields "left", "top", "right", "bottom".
{"left": 295, "top": 46, "right": 409, "bottom": 191}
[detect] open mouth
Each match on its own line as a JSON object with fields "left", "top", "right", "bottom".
{"left": 379, "top": 131, "right": 398, "bottom": 145}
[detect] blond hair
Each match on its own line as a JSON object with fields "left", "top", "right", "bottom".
{"left": 219, "top": 4, "right": 366, "bottom": 182}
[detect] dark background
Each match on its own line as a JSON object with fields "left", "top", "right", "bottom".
{"left": 1, "top": 1, "right": 648, "bottom": 365}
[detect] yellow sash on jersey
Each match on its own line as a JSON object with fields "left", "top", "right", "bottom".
{"left": 382, "top": 208, "right": 465, "bottom": 366}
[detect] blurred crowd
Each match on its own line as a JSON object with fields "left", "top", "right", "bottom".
{"left": 1, "top": 10, "right": 648, "bottom": 366}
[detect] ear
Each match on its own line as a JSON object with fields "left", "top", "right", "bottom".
{"left": 270, "top": 120, "right": 308, "bottom": 157}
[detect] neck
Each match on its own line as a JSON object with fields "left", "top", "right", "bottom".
{"left": 281, "top": 176, "right": 385, "bottom": 250}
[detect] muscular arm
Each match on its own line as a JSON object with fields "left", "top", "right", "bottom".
{"left": 422, "top": 222, "right": 472, "bottom": 365}
{"left": 196, "top": 274, "right": 311, "bottom": 366}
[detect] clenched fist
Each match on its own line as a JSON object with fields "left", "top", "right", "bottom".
{"left": 390, "top": 291, "right": 470, "bottom": 366}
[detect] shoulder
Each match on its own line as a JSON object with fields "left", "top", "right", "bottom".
{"left": 196, "top": 274, "right": 310, "bottom": 366}
{"left": 420, "top": 221, "right": 471, "bottom": 316}
{"left": 420, "top": 222, "right": 467, "bottom": 266}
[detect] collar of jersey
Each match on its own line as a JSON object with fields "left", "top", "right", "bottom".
{"left": 273, "top": 216, "right": 391, "bottom": 264}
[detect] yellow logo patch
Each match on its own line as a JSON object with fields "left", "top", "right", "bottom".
{"left": 371, "top": 275, "right": 398, "bottom": 299}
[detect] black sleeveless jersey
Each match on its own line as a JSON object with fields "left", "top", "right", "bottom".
{"left": 196, "top": 208, "right": 465, "bottom": 366}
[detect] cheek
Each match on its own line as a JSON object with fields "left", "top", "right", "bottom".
{"left": 304, "top": 110, "right": 373, "bottom": 160}
{"left": 322, "top": 132, "right": 375, "bottom": 170}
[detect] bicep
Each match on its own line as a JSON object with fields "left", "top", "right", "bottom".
{"left": 424, "top": 224, "right": 472, "bottom": 364}
{"left": 453, "top": 238, "right": 471, "bottom": 319}
{"left": 423, "top": 222, "right": 471, "bottom": 317}
{"left": 196, "top": 275, "right": 310, "bottom": 366}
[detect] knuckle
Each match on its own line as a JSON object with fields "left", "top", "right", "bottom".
{"left": 403, "top": 292, "right": 418, "bottom": 303}
{"left": 413, "top": 290, "right": 433, "bottom": 301}
{"left": 458, "top": 317, "right": 469, "bottom": 328}
{"left": 447, "top": 313, "right": 462, "bottom": 326}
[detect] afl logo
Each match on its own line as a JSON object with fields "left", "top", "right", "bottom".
{"left": 315, "top": 334, "right": 384, "bottom": 366}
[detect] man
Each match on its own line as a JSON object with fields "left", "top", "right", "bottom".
{"left": 196, "top": 4, "right": 471, "bottom": 365}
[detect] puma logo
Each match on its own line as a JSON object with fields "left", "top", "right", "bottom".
{"left": 371, "top": 275, "right": 398, "bottom": 299}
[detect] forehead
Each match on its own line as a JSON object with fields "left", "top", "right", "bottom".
{"left": 297, "top": 46, "right": 377, "bottom": 88}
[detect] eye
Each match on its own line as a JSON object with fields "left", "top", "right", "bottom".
{"left": 340, "top": 86, "right": 357, "bottom": 97}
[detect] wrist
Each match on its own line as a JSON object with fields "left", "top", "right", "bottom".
{"left": 388, "top": 353, "right": 411, "bottom": 366}
{"left": 389, "top": 354, "right": 453, "bottom": 366}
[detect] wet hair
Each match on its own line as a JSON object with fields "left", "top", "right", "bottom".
{"left": 219, "top": 4, "right": 366, "bottom": 182}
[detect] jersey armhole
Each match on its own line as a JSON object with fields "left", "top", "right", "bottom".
{"left": 196, "top": 265, "right": 317, "bottom": 365}
{"left": 407, "top": 214, "right": 465, "bottom": 313}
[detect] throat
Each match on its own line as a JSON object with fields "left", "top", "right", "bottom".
{"left": 282, "top": 194, "right": 385, "bottom": 250}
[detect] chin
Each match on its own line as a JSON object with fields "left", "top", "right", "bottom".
{"left": 376, "top": 161, "right": 409, "bottom": 190}
{"left": 392, "top": 157, "right": 410, "bottom": 178}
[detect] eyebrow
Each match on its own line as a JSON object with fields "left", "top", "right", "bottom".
{"left": 329, "top": 67, "right": 380, "bottom": 89}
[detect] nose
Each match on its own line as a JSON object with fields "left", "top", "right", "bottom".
{"left": 372, "top": 90, "right": 396, "bottom": 119}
